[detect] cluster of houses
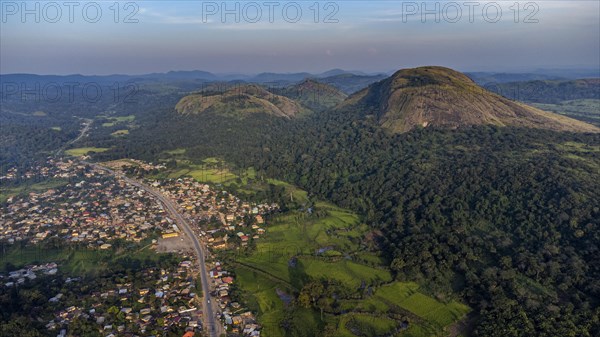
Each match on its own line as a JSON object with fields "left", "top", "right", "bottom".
{"left": 46, "top": 260, "right": 202, "bottom": 336}
{"left": 0, "top": 167, "right": 19, "bottom": 181}
{"left": 0, "top": 158, "right": 96, "bottom": 183}
{"left": 0, "top": 160, "right": 175, "bottom": 246}
{"left": 1, "top": 159, "right": 281, "bottom": 337}
{"left": 208, "top": 261, "right": 262, "bottom": 336}
{"left": 101, "top": 159, "right": 166, "bottom": 172}
{"left": 0, "top": 159, "right": 59, "bottom": 182}
{"left": 152, "top": 177, "right": 278, "bottom": 250}
{"left": 142, "top": 177, "right": 279, "bottom": 335}
{"left": 143, "top": 177, "right": 279, "bottom": 336}
{"left": 0, "top": 262, "right": 58, "bottom": 287}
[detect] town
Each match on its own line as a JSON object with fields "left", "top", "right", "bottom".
{"left": 0, "top": 158, "right": 279, "bottom": 337}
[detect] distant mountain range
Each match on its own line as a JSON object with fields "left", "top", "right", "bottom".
{"left": 466, "top": 69, "right": 600, "bottom": 85}
{"left": 4, "top": 68, "right": 598, "bottom": 97}
{"left": 0, "top": 69, "right": 387, "bottom": 96}
{"left": 483, "top": 78, "right": 600, "bottom": 103}
{"left": 0, "top": 69, "right": 383, "bottom": 84}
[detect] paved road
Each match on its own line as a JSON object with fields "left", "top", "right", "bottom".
{"left": 55, "top": 118, "right": 92, "bottom": 156}
{"left": 70, "top": 118, "right": 92, "bottom": 144}
{"left": 84, "top": 162, "right": 220, "bottom": 337}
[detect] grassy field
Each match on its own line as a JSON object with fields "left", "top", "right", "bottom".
{"left": 400, "top": 293, "right": 470, "bottom": 327}
{"left": 101, "top": 115, "right": 136, "bottom": 127}
{"left": 0, "top": 246, "right": 70, "bottom": 268}
{"left": 231, "top": 201, "right": 395, "bottom": 336}
{"left": 335, "top": 281, "right": 470, "bottom": 336}
{"left": 65, "top": 147, "right": 110, "bottom": 156}
{"left": 335, "top": 314, "right": 399, "bottom": 337}
{"left": 0, "top": 179, "right": 69, "bottom": 203}
{"left": 340, "top": 282, "right": 419, "bottom": 313}
{"left": 202, "top": 157, "right": 220, "bottom": 164}
{"left": 0, "top": 245, "right": 114, "bottom": 276}
{"left": 111, "top": 115, "right": 135, "bottom": 122}
{"left": 239, "top": 204, "right": 373, "bottom": 286}
{"left": 154, "top": 156, "right": 298, "bottom": 201}
{"left": 157, "top": 158, "right": 307, "bottom": 205}
{"left": 303, "top": 258, "right": 392, "bottom": 288}
{"left": 164, "top": 148, "right": 187, "bottom": 155}
{"left": 110, "top": 129, "right": 129, "bottom": 136}
{"left": 162, "top": 158, "right": 258, "bottom": 186}
{"left": 236, "top": 265, "right": 324, "bottom": 337}
{"left": 188, "top": 168, "right": 238, "bottom": 184}
{"left": 167, "top": 166, "right": 238, "bottom": 184}
{"left": 235, "top": 266, "right": 287, "bottom": 337}
{"left": 231, "top": 195, "right": 470, "bottom": 337}
{"left": 0, "top": 242, "right": 163, "bottom": 276}
{"left": 266, "top": 179, "right": 309, "bottom": 204}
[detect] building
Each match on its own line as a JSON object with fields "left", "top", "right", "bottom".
{"left": 162, "top": 232, "right": 179, "bottom": 239}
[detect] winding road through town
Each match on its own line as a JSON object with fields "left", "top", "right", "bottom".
{"left": 84, "top": 161, "right": 221, "bottom": 337}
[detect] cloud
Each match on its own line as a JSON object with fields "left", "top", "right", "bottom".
{"left": 138, "top": 7, "right": 210, "bottom": 24}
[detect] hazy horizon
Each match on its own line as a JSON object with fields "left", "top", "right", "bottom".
{"left": 1, "top": 1, "right": 599, "bottom": 75}
{"left": 2, "top": 65, "right": 600, "bottom": 77}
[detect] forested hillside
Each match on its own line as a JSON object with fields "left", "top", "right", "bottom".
{"left": 258, "top": 114, "right": 600, "bottom": 337}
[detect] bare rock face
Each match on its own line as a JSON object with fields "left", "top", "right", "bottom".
{"left": 338, "top": 66, "right": 599, "bottom": 133}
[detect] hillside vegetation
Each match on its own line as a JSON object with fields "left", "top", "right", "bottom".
{"left": 275, "top": 79, "right": 347, "bottom": 112}
{"left": 175, "top": 84, "right": 307, "bottom": 118}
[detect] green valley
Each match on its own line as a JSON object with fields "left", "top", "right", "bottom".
{"left": 231, "top": 203, "right": 472, "bottom": 337}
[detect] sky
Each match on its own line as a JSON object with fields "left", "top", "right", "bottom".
{"left": 1, "top": 1, "right": 599, "bottom": 75}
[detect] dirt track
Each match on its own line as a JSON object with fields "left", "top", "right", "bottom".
{"left": 155, "top": 235, "right": 194, "bottom": 254}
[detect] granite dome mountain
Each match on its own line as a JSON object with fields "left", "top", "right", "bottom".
{"left": 175, "top": 84, "right": 307, "bottom": 118}
{"left": 338, "top": 66, "right": 600, "bottom": 133}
